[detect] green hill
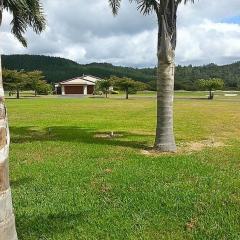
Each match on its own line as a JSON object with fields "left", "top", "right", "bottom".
{"left": 2, "top": 54, "right": 240, "bottom": 90}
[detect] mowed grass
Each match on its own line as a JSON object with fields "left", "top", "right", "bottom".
{"left": 7, "top": 93, "right": 240, "bottom": 240}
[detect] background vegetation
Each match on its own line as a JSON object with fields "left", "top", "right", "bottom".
{"left": 3, "top": 69, "right": 52, "bottom": 98}
{"left": 2, "top": 54, "right": 240, "bottom": 91}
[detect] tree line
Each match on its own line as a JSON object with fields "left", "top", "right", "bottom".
{"left": 3, "top": 69, "right": 224, "bottom": 100}
{"left": 2, "top": 55, "right": 240, "bottom": 91}
{"left": 3, "top": 69, "right": 52, "bottom": 99}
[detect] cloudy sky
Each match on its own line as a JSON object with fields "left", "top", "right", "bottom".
{"left": 1, "top": 0, "right": 240, "bottom": 67}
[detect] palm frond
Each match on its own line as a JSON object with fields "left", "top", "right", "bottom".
{"left": 109, "top": 0, "right": 121, "bottom": 15}
{"left": 176, "top": 0, "right": 195, "bottom": 5}
{"left": 130, "top": 0, "right": 159, "bottom": 15}
{"left": 0, "top": 0, "right": 3, "bottom": 25}
{"left": 2, "top": 0, "right": 46, "bottom": 47}
{"left": 109, "top": 0, "right": 195, "bottom": 16}
{"left": 109, "top": 0, "right": 160, "bottom": 15}
{"left": 24, "top": 0, "right": 46, "bottom": 33}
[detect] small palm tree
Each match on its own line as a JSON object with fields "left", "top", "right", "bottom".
{"left": 109, "top": 0, "right": 195, "bottom": 152}
{"left": 0, "top": 1, "right": 46, "bottom": 239}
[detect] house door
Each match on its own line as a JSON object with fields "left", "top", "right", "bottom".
{"left": 87, "top": 85, "right": 94, "bottom": 94}
{"left": 64, "top": 86, "right": 84, "bottom": 94}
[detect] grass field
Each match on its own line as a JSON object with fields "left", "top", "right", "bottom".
{"left": 7, "top": 92, "right": 240, "bottom": 239}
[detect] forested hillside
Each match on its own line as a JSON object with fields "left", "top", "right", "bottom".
{"left": 2, "top": 54, "right": 240, "bottom": 90}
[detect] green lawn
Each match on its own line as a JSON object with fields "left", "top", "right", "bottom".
{"left": 7, "top": 93, "right": 240, "bottom": 240}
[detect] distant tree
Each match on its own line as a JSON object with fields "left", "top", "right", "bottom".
{"left": 3, "top": 69, "right": 28, "bottom": 99}
{"left": 0, "top": 0, "right": 46, "bottom": 238}
{"left": 27, "top": 70, "right": 45, "bottom": 96}
{"left": 96, "top": 79, "right": 112, "bottom": 98}
{"left": 113, "top": 77, "right": 147, "bottom": 99}
{"left": 198, "top": 78, "right": 224, "bottom": 100}
{"left": 35, "top": 80, "right": 52, "bottom": 95}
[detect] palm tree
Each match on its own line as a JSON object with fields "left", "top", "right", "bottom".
{"left": 109, "top": 0, "right": 194, "bottom": 152}
{"left": 0, "top": 1, "right": 46, "bottom": 239}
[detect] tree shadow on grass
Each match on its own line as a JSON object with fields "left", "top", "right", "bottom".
{"left": 176, "top": 97, "right": 209, "bottom": 100}
{"left": 16, "top": 212, "right": 84, "bottom": 239}
{"left": 10, "top": 176, "right": 33, "bottom": 188}
{"left": 10, "top": 126, "right": 153, "bottom": 150}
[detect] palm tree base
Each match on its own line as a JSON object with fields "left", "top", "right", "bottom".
{"left": 0, "top": 214, "right": 18, "bottom": 240}
{"left": 154, "top": 142, "right": 177, "bottom": 152}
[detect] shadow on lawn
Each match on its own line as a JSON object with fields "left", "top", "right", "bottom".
{"left": 10, "top": 126, "right": 153, "bottom": 150}
{"left": 10, "top": 177, "right": 33, "bottom": 188}
{"left": 10, "top": 127, "right": 152, "bottom": 238}
{"left": 176, "top": 97, "right": 209, "bottom": 100}
{"left": 16, "top": 212, "right": 84, "bottom": 239}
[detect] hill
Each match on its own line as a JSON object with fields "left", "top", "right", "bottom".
{"left": 2, "top": 54, "right": 240, "bottom": 90}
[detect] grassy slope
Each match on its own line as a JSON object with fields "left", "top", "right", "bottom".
{"left": 7, "top": 93, "right": 240, "bottom": 240}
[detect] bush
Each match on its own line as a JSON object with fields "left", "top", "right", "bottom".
{"left": 36, "top": 83, "right": 52, "bottom": 95}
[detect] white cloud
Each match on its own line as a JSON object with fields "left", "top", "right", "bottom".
{"left": 1, "top": 0, "right": 240, "bottom": 67}
{"left": 177, "top": 20, "right": 240, "bottom": 65}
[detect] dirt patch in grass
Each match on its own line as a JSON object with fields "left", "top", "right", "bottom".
{"left": 186, "top": 218, "right": 198, "bottom": 231}
{"left": 94, "top": 132, "right": 124, "bottom": 139}
{"left": 184, "top": 140, "right": 226, "bottom": 152}
{"left": 140, "top": 139, "right": 226, "bottom": 156}
{"left": 104, "top": 168, "right": 113, "bottom": 174}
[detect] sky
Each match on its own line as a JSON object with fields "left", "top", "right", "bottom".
{"left": 1, "top": 0, "right": 240, "bottom": 67}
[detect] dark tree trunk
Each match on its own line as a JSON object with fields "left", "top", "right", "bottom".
{"left": 16, "top": 89, "right": 20, "bottom": 99}
{"left": 154, "top": 0, "right": 178, "bottom": 152}
{"left": 209, "top": 89, "right": 214, "bottom": 100}
{"left": 126, "top": 88, "right": 129, "bottom": 99}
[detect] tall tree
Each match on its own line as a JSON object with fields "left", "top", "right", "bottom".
{"left": 109, "top": 0, "right": 195, "bottom": 152}
{"left": 3, "top": 70, "right": 28, "bottom": 99}
{"left": 0, "top": 1, "right": 46, "bottom": 239}
{"left": 197, "top": 78, "right": 224, "bottom": 100}
{"left": 113, "top": 77, "right": 147, "bottom": 99}
{"left": 96, "top": 79, "right": 112, "bottom": 98}
{"left": 26, "top": 70, "right": 45, "bottom": 96}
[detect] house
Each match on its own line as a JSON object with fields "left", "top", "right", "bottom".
{"left": 55, "top": 75, "right": 103, "bottom": 95}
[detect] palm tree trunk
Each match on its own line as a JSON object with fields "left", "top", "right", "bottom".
{"left": 0, "top": 56, "right": 18, "bottom": 240}
{"left": 154, "top": 61, "right": 176, "bottom": 151}
{"left": 154, "top": 14, "right": 177, "bottom": 152}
